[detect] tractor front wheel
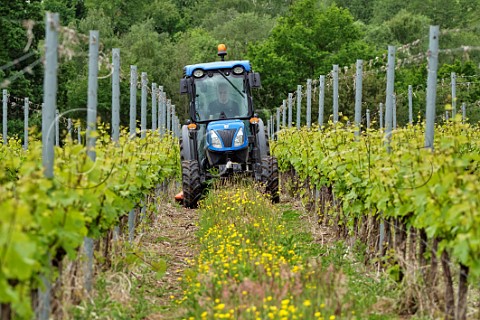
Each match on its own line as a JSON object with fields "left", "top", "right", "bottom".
{"left": 261, "top": 156, "right": 279, "bottom": 203}
{"left": 181, "top": 160, "right": 202, "bottom": 208}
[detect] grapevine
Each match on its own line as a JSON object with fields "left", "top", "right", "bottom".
{"left": 0, "top": 128, "right": 179, "bottom": 317}
{"left": 273, "top": 120, "right": 480, "bottom": 278}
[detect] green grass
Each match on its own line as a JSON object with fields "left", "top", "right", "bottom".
{"left": 71, "top": 268, "right": 165, "bottom": 319}
{"left": 277, "top": 204, "right": 400, "bottom": 319}
{"left": 173, "top": 186, "right": 402, "bottom": 319}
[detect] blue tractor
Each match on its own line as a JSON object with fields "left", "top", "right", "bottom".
{"left": 178, "top": 44, "right": 279, "bottom": 208}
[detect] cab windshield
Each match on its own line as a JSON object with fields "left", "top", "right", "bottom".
{"left": 193, "top": 72, "right": 249, "bottom": 121}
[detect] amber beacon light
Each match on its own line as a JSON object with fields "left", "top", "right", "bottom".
{"left": 217, "top": 43, "right": 227, "bottom": 61}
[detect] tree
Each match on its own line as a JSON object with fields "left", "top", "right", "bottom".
{"left": 248, "top": 1, "right": 376, "bottom": 110}
{"left": 371, "top": 0, "right": 407, "bottom": 23}
{"left": 407, "top": 0, "right": 461, "bottom": 29}
{"left": 363, "top": 24, "right": 395, "bottom": 48}
{"left": 77, "top": 8, "right": 115, "bottom": 44}
{"left": 329, "top": 0, "right": 375, "bottom": 23}
{"left": 211, "top": 12, "right": 275, "bottom": 60}
{"left": 0, "top": 0, "right": 44, "bottom": 136}
{"left": 385, "top": 10, "right": 430, "bottom": 44}
{"left": 144, "top": 0, "right": 182, "bottom": 35}
{"left": 182, "top": 0, "right": 290, "bottom": 30}
{"left": 84, "top": 0, "right": 150, "bottom": 35}
{"left": 42, "top": 0, "right": 87, "bottom": 25}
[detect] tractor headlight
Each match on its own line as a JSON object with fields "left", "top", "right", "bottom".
{"left": 210, "top": 130, "right": 222, "bottom": 148}
{"left": 234, "top": 127, "right": 244, "bottom": 147}
{"left": 233, "top": 66, "right": 244, "bottom": 75}
{"left": 193, "top": 69, "right": 204, "bottom": 78}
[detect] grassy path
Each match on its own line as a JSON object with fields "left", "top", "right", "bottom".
{"left": 70, "top": 185, "right": 399, "bottom": 319}
{"left": 174, "top": 186, "right": 397, "bottom": 319}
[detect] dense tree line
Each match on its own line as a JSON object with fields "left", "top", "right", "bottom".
{"left": 0, "top": 0, "right": 479, "bottom": 137}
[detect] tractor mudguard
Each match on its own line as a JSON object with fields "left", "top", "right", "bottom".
{"left": 256, "top": 118, "right": 269, "bottom": 160}
{"left": 180, "top": 125, "right": 195, "bottom": 161}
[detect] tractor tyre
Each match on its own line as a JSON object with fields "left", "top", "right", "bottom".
{"left": 261, "top": 156, "right": 279, "bottom": 203}
{"left": 182, "top": 160, "right": 202, "bottom": 208}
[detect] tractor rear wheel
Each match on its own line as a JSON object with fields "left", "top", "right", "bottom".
{"left": 261, "top": 156, "right": 279, "bottom": 203}
{"left": 182, "top": 160, "right": 202, "bottom": 208}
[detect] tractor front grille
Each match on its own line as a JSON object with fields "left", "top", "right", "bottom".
{"left": 217, "top": 129, "right": 236, "bottom": 148}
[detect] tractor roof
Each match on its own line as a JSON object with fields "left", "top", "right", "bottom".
{"left": 184, "top": 60, "right": 251, "bottom": 77}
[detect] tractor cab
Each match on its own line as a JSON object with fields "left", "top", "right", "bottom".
{"left": 178, "top": 44, "right": 278, "bottom": 208}
{"left": 183, "top": 61, "right": 254, "bottom": 122}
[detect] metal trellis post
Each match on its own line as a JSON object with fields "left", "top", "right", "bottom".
{"left": 152, "top": 83, "right": 157, "bottom": 131}
{"left": 296, "top": 85, "right": 302, "bottom": 129}
{"left": 171, "top": 104, "right": 176, "bottom": 135}
{"left": 85, "top": 30, "right": 99, "bottom": 294}
{"left": 141, "top": 72, "right": 147, "bottom": 139}
{"left": 318, "top": 75, "right": 325, "bottom": 128}
{"left": 451, "top": 72, "right": 456, "bottom": 117}
{"left": 42, "top": 12, "right": 59, "bottom": 179}
{"left": 354, "top": 60, "right": 363, "bottom": 136}
{"left": 288, "top": 93, "right": 293, "bottom": 128}
{"left": 167, "top": 99, "right": 171, "bottom": 132}
{"left": 24, "top": 98, "right": 29, "bottom": 149}
{"left": 130, "top": 65, "right": 137, "bottom": 138}
{"left": 157, "top": 86, "right": 163, "bottom": 135}
{"left": 111, "top": 48, "right": 120, "bottom": 239}
{"left": 112, "top": 48, "right": 120, "bottom": 142}
{"left": 276, "top": 107, "right": 280, "bottom": 137}
{"left": 38, "top": 12, "right": 59, "bottom": 320}
{"left": 424, "top": 26, "right": 440, "bottom": 150}
{"left": 366, "top": 109, "right": 370, "bottom": 129}
{"left": 384, "top": 46, "right": 396, "bottom": 143}
{"left": 67, "top": 118, "right": 72, "bottom": 141}
{"left": 333, "top": 65, "right": 339, "bottom": 123}
{"left": 2, "top": 89, "right": 7, "bottom": 145}
{"left": 160, "top": 90, "right": 166, "bottom": 136}
{"left": 306, "top": 79, "right": 312, "bottom": 128}
{"left": 408, "top": 85, "right": 413, "bottom": 124}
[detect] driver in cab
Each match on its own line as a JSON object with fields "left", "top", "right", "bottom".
{"left": 208, "top": 82, "right": 238, "bottom": 118}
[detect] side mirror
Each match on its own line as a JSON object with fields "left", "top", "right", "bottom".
{"left": 180, "top": 79, "right": 188, "bottom": 94}
{"left": 249, "top": 72, "right": 261, "bottom": 88}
